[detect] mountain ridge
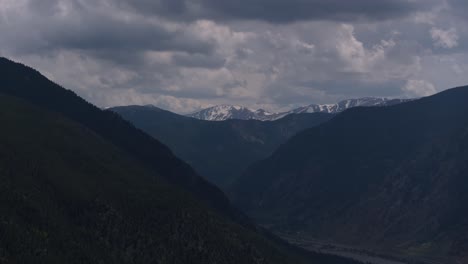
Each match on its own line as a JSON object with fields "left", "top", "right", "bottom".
{"left": 0, "top": 57, "right": 365, "bottom": 264}
{"left": 0, "top": 57, "right": 236, "bottom": 219}
{"left": 186, "top": 97, "right": 413, "bottom": 121}
{"left": 230, "top": 85, "right": 468, "bottom": 262}
{"left": 0, "top": 95, "right": 309, "bottom": 264}
{"left": 110, "top": 104, "right": 334, "bottom": 188}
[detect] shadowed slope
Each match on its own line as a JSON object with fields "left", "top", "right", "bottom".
{"left": 0, "top": 95, "right": 310, "bottom": 263}
{"left": 232, "top": 86, "right": 468, "bottom": 261}
{"left": 0, "top": 57, "right": 364, "bottom": 264}
{"left": 0, "top": 57, "right": 236, "bottom": 219}
{"left": 111, "top": 105, "right": 333, "bottom": 187}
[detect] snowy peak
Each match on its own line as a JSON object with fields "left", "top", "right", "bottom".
{"left": 187, "top": 98, "right": 412, "bottom": 121}
{"left": 293, "top": 98, "right": 411, "bottom": 114}
{"left": 187, "top": 105, "right": 287, "bottom": 121}
{"left": 187, "top": 105, "right": 259, "bottom": 121}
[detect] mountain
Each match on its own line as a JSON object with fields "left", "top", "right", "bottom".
{"left": 110, "top": 105, "right": 333, "bottom": 188}
{"left": 0, "top": 57, "right": 235, "bottom": 219}
{"left": 187, "top": 105, "right": 285, "bottom": 121}
{"left": 231, "top": 86, "right": 468, "bottom": 262}
{"left": 0, "top": 95, "right": 284, "bottom": 263}
{"left": 0, "top": 58, "right": 364, "bottom": 264}
{"left": 290, "top": 98, "right": 412, "bottom": 114}
{"left": 187, "top": 98, "right": 411, "bottom": 121}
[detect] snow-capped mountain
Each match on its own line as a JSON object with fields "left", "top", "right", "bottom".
{"left": 186, "top": 105, "right": 284, "bottom": 121}
{"left": 187, "top": 98, "right": 413, "bottom": 121}
{"left": 290, "top": 98, "right": 411, "bottom": 114}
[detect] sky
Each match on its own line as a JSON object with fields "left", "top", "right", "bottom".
{"left": 1, "top": 0, "right": 467, "bottom": 113}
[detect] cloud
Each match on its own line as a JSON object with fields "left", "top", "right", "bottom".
{"left": 430, "top": 27, "right": 459, "bottom": 49}
{"left": 120, "top": 0, "right": 423, "bottom": 23}
{"left": 1, "top": 0, "right": 468, "bottom": 113}
{"left": 335, "top": 24, "right": 395, "bottom": 73}
{"left": 0, "top": 0, "right": 215, "bottom": 58}
{"left": 447, "top": 0, "right": 468, "bottom": 20}
{"left": 402, "top": 80, "right": 437, "bottom": 97}
{"left": 172, "top": 53, "right": 226, "bottom": 69}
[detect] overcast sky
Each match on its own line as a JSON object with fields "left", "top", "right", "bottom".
{"left": 1, "top": 0, "right": 467, "bottom": 113}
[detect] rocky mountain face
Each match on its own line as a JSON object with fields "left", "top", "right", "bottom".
{"left": 111, "top": 105, "right": 333, "bottom": 188}
{"left": 230, "top": 86, "right": 468, "bottom": 262}
{"left": 187, "top": 98, "right": 412, "bottom": 121}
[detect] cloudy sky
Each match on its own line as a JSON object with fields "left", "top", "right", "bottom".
{"left": 1, "top": 0, "right": 467, "bottom": 113}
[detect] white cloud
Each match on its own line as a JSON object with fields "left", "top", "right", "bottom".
{"left": 335, "top": 24, "right": 395, "bottom": 73}
{"left": 402, "top": 80, "right": 437, "bottom": 97}
{"left": 413, "top": 11, "right": 437, "bottom": 25}
{"left": 430, "top": 27, "right": 459, "bottom": 49}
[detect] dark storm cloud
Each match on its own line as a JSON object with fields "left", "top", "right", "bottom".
{"left": 121, "top": 0, "right": 423, "bottom": 23}
{"left": 1, "top": 0, "right": 214, "bottom": 58}
{"left": 201, "top": 0, "right": 421, "bottom": 23}
{"left": 46, "top": 16, "right": 214, "bottom": 55}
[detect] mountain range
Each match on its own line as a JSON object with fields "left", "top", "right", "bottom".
{"left": 3, "top": 56, "right": 467, "bottom": 264}
{"left": 0, "top": 57, "right": 362, "bottom": 264}
{"left": 111, "top": 98, "right": 411, "bottom": 189}
{"left": 230, "top": 85, "right": 468, "bottom": 263}
{"left": 110, "top": 105, "right": 333, "bottom": 188}
{"left": 187, "top": 98, "right": 412, "bottom": 121}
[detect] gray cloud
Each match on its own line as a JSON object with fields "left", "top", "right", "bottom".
{"left": 1, "top": 0, "right": 215, "bottom": 57}
{"left": 448, "top": 0, "right": 468, "bottom": 18}
{"left": 121, "top": 0, "right": 424, "bottom": 23}
{"left": 172, "top": 53, "right": 226, "bottom": 69}
{"left": 198, "top": 0, "right": 421, "bottom": 23}
{"left": 1, "top": 0, "right": 468, "bottom": 113}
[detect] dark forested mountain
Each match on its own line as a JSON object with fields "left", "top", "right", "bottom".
{"left": 0, "top": 57, "right": 235, "bottom": 219}
{"left": 0, "top": 95, "right": 287, "bottom": 263}
{"left": 0, "top": 58, "right": 366, "bottom": 264}
{"left": 231, "top": 86, "right": 468, "bottom": 262}
{"left": 110, "top": 105, "right": 333, "bottom": 187}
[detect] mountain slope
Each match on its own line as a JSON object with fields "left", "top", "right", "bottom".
{"left": 187, "top": 98, "right": 411, "bottom": 121}
{"left": 110, "top": 105, "right": 333, "bottom": 187}
{"left": 0, "top": 95, "right": 304, "bottom": 264}
{"left": 0, "top": 57, "right": 366, "bottom": 264}
{"left": 0, "top": 61, "right": 364, "bottom": 264}
{"left": 231, "top": 86, "right": 468, "bottom": 262}
{"left": 0, "top": 57, "right": 237, "bottom": 219}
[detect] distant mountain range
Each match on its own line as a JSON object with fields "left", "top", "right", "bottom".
{"left": 110, "top": 105, "right": 333, "bottom": 188}
{"left": 187, "top": 98, "right": 413, "bottom": 121}
{"left": 187, "top": 105, "right": 283, "bottom": 121}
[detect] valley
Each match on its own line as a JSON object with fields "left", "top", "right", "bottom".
{"left": 110, "top": 84, "right": 468, "bottom": 263}
{"left": 3, "top": 1, "right": 468, "bottom": 263}
{"left": 110, "top": 105, "right": 333, "bottom": 188}
{"left": 0, "top": 57, "right": 365, "bottom": 264}
{"left": 280, "top": 234, "right": 454, "bottom": 264}
{"left": 230, "top": 86, "right": 468, "bottom": 262}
